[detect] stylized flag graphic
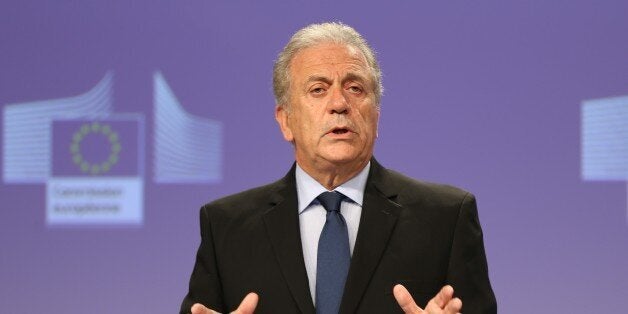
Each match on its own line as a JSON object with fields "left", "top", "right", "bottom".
{"left": 52, "top": 119, "right": 142, "bottom": 177}
{"left": 153, "top": 72, "right": 222, "bottom": 183}
{"left": 581, "top": 95, "right": 628, "bottom": 181}
{"left": 47, "top": 116, "right": 145, "bottom": 225}
{"left": 2, "top": 72, "right": 113, "bottom": 183}
{"left": 581, "top": 95, "right": 628, "bottom": 224}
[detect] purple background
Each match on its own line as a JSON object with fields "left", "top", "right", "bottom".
{"left": 1, "top": 1, "right": 627, "bottom": 313}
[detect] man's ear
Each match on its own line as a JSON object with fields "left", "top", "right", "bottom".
{"left": 275, "top": 105, "right": 294, "bottom": 142}
{"left": 375, "top": 108, "right": 380, "bottom": 139}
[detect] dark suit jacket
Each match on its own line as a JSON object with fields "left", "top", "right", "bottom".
{"left": 180, "top": 159, "right": 496, "bottom": 313}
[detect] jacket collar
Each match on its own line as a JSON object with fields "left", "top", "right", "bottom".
{"left": 340, "top": 158, "right": 402, "bottom": 313}
{"left": 262, "top": 159, "right": 402, "bottom": 314}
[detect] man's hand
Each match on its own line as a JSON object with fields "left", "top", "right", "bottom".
{"left": 190, "top": 293, "right": 258, "bottom": 314}
{"left": 393, "top": 284, "right": 462, "bottom": 314}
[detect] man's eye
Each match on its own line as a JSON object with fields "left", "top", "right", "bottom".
{"left": 348, "top": 86, "right": 362, "bottom": 93}
{"left": 311, "top": 87, "right": 325, "bottom": 94}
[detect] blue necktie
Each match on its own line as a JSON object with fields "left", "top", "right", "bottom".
{"left": 315, "top": 191, "right": 350, "bottom": 314}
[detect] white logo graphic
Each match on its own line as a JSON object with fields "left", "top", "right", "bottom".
{"left": 581, "top": 95, "right": 628, "bottom": 223}
{"left": 2, "top": 71, "right": 223, "bottom": 226}
{"left": 153, "top": 72, "right": 222, "bottom": 183}
{"left": 3, "top": 73, "right": 113, "bottom": 183}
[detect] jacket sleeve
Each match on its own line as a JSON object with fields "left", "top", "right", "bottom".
{"left": 446, "top": 193, "right": 497, "bottom": 314}
{"left": 180, "top": 206, "right": 225, "bottom": 314}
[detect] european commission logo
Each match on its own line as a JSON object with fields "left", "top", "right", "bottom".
{"left": 2, "top": 72, "right": 222, "bottom": 226}
{"left": 581, "top": 95, "right": 628, "bottom": 223}
{"left": 47, "top": 118, "right": 144, "bottom": 225}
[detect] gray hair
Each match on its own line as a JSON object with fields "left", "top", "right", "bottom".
{"left": 272, "top": 22, "right": 383, "bottom": 108}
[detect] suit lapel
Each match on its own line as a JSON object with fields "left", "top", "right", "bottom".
{"left": 340, "top": 160, "right": 402, "bottom": 314}
{"left": 262, "top": 167, "right": 315, "bottom": 314}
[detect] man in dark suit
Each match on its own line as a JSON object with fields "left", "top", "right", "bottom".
{"left": 181, "top": 22, "right": 496, "bottom": 314}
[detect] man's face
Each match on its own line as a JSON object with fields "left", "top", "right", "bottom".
{"left": 275, "top": 43, "right": 380, "bottom": 173}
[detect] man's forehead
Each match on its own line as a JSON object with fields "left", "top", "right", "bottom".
{"left": 294, "top": 43, "right": 365, "bottom": 64}
{"left": 290, "top": 43, "right": 370, "bottom": 79}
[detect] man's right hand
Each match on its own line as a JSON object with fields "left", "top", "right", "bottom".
{"left": 190, "top": 293, "right": 258, "bottom": 314}
{"left": 394, "top": 284, "right": 462, "bottom": 314}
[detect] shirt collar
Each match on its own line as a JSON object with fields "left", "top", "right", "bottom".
{"left": 295, "top": 161, "right": 371, "bottom": 213}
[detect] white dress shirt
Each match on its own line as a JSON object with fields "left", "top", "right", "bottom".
{"left": 295, "top": 162, "right": 370, "bottom": 304}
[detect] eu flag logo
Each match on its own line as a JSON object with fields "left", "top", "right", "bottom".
{"left": 47, "top": 116, "right": 144, "bottom": 225}
{"left": 52, "top": 119, "right": 142, "bottom": 177}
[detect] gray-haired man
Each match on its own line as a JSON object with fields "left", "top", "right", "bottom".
{"left": 181, "top": 22, "right": 496, "bottom": 314}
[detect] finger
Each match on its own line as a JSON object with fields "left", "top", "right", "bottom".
{"left": 430, "top": 285, "right": 454, "bottom": 309}
{"left": 232, "top": 292, "right": 259, "bottom": 314}
{"left": 393, "top": 284, "right": 423, "bottom": 313}
{"left": 443, "top": 297, "right": 462, "bottom": 314}
{"left": 191, "top": 303, "right": 218, "bottom": 314}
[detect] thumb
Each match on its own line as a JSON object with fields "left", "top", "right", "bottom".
{"left": 232, "top": 292, "right": 259, "bottom": 314}
{"left": 191, "top": 303, "right": 218, "bottom": 314}
{"left": 393, "top": 284, "right": 423, "bottom": 313}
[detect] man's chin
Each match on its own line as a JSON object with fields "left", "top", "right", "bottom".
{"left": 319, "top": 152, "right": 369, "bottom": 168}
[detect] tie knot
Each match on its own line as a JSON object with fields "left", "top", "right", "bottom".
{"left": 317, "top": 191, "right": 345, "bottom": 212}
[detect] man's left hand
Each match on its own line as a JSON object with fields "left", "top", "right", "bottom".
{"left": 393, "top": 284, "right": 462, "bottom": 314}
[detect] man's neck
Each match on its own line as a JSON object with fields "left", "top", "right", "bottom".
{"left": 296, "top": 158, "right": 371, "bottom": 190}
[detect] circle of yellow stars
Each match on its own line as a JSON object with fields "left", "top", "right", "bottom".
{"left": 70, "top": 122, "right": 121, "bottom": 175}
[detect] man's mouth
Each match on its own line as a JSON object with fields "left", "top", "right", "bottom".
{"left": 332, "top": 128, "right": 349, "bottom": 134}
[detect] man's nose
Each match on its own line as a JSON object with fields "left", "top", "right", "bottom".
{"left": 328, "top": 87, "right": 349, "bottom": 114}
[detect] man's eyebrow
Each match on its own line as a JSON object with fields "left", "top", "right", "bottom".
{"left": 305, "top": 73, "right": 369, "bottom": 85}
{"left": 342, "top": 72, "right": 368, "bottom": 84}
{"left": 305, "top": 75, "right": 333, "bottom": 85}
